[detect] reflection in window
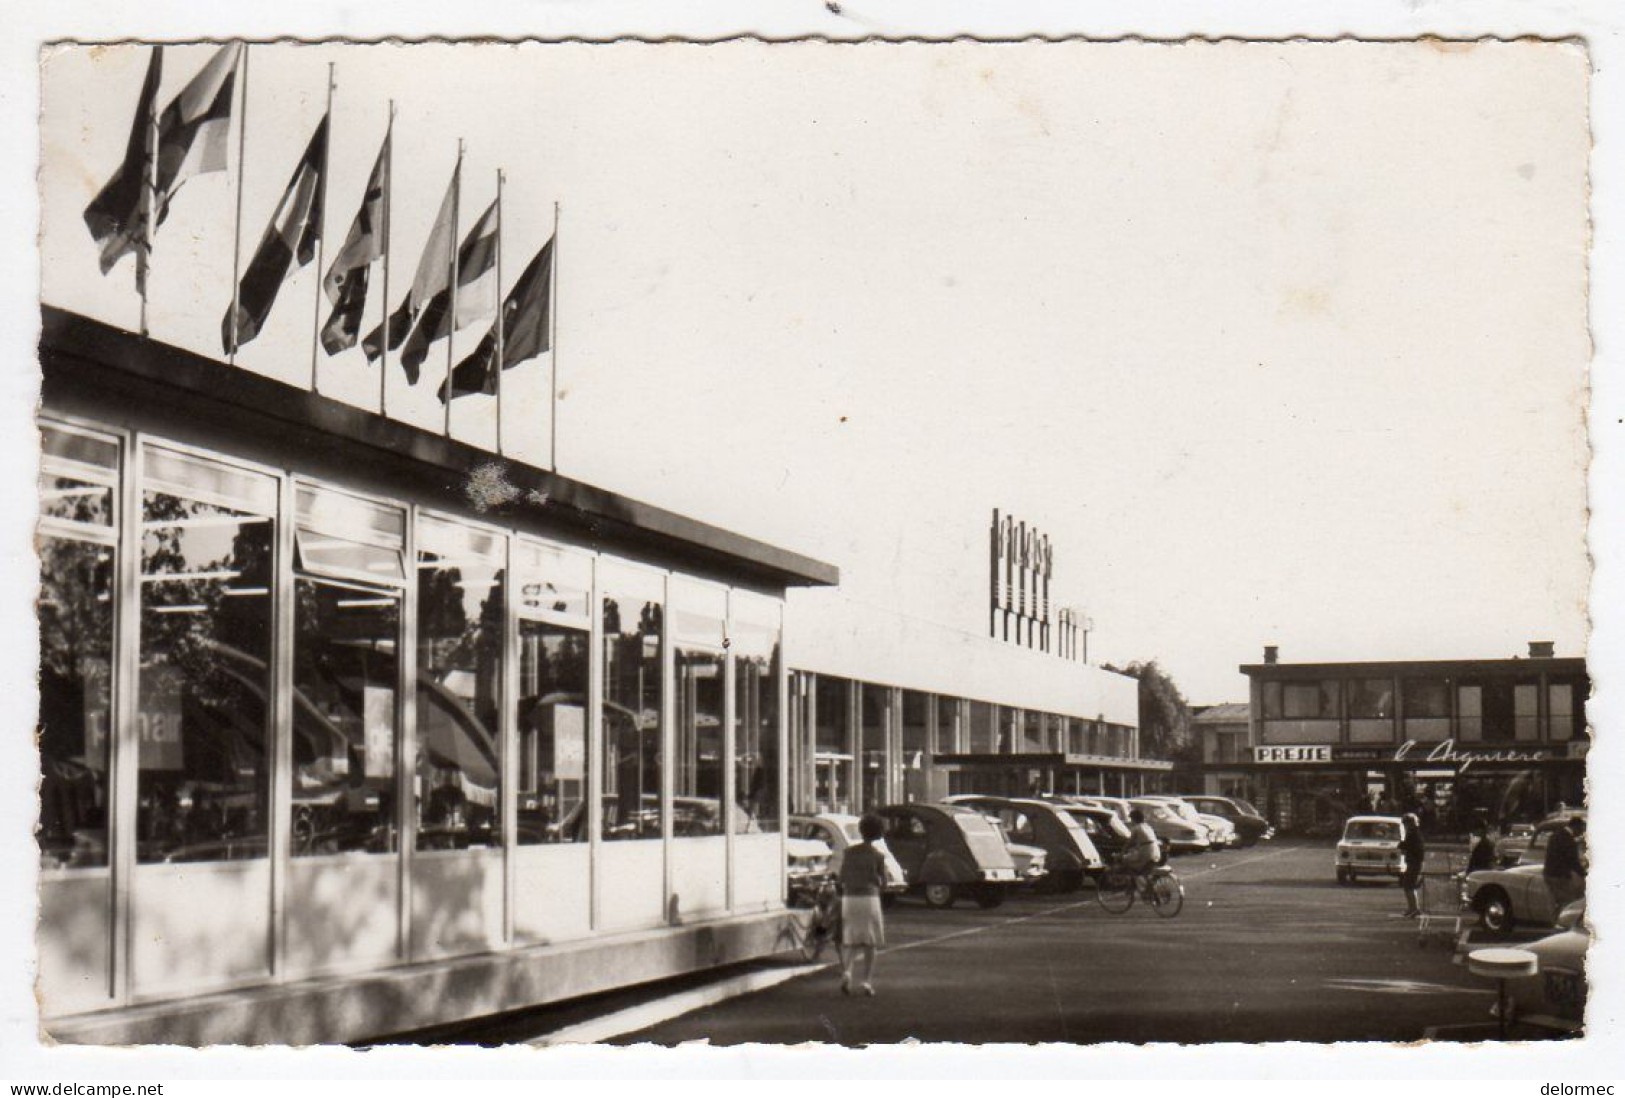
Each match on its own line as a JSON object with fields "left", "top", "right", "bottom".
{"left": 1021, "top": 709, "right": 1044, "bottom": 753}
{"left": 860, "top": 685, "right": 889, "bottom": 811}
{"left": 291, "top": 578, "right": 399, "bottom": 855}
{"left": 603, "top": 594, "right": 662, "bottom": 839}
{"left": 38, "top": 536, "right": 114, "bottom": 870}
{"left": 901, "top": 691, "right": 929, "bottom": 800}
{"left": 137, "top": 457, "right": 274, "bottom": 864}
{"left": 1347, "top": 678, "right": 1394, "bottom": 720}
{"left": 1549, "top": 682, "right": 1579, "bottom": 742}
{"left": 813, "top": 675, "right": 851, "bottom": 815}
{"left": 675, "top": 649, "right": 725, "bottom": 836}
{"left": 1403, "top": 678, "right": 1451, "bottom": 719}
{"left": 516, "top": 619, "right": 589, "bottom": 843}
{"left": 967, "top": 701, "right": 994, "bottom": 754}
{"left": 934, "top": 696, "right": 963, "bottom": 754}
{"left": 734, "top": 645, "right": 781, "bottom": 833}
{"left": 416, "top": 521, "right": 504, "bottom": 850}
{"left": 997, "top": 706, "right": 1018, "bottom": 752}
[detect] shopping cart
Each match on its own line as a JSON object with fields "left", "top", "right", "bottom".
{"left": 1417, "top": 871, "right": 1469, "bottom": 948}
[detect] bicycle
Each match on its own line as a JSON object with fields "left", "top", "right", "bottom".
{"left": 796, "top": 876, "right": 844, "bottom": 961}
{"left": 1097, "top": 856, "right": 1184, "bottom": 918}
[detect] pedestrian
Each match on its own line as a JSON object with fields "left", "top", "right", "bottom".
{"left": 837, "top": 812, "right": 889, "bottom": 997}
{"left": 1399, "top": 812, "right": 1425, "bottom": 917}
{"left": 1542, "top": 816, "right": 1587, "bottom": 914}
{"left": 1466, "top": 823, "right": 1498, "bottom": 874}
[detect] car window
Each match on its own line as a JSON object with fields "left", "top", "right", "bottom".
{"left": 1344, "top": 821, "right": 1400, "bottom": 841}
{"left": 889, "top": 815, "right": 927, "bottom": 841}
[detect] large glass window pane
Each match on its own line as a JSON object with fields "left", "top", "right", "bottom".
{"left": 967, "top": 700, "right": 994, "bottom": 753}
{"left": 1456, "top": 684, "right": 1483, "bottom": 743}
{"left": 137, "top": 453, "right": 274, "bottom": 863}
{"left": 734, "top": 644, "right": 781, "bottom": 833}
{"left": 675, "top": 649, "right": 725, "bottom": 835}
{"left": 416, "top": 518, "right": 505, "bottom": 850}
{"left": 1403, "top": 679, "right": 1451, "bottom": 719}
{"left": 291, "top": 578, "right": 400, "bottom": 855}
{"left": 860, "top": 684, "right": 890, "bottom": 810}
{"left": 515, "top": 540, "right": 591, "bottom": 621}
{"left": 1282, "top": 681, "right": 1338, "bottom": 719}
{"left": 602, "top": 589, "right": 663, "bottom": 839}
{"left": 1347, "top": 679, "right": 1394, "bottom": 719}
{"left": 1548, "top": 683, "right": 1575, "bottom": 742}
{"left": 1514, "top": 682, "right": 1541, "bottom": 741}
{"left": 813, "top": 675, "right": 851, "bottom": 814}
{"left": 997, "top": 706, "right": 1019, "bottom": 752}
{"left": 517, "top": 619, "right": 590, "bottom": 844}
{"left": 934, "top": 697, "right": 963, "bottom": 754}
{"left": 38, "top": 536, "right": 115, "bottom": 869}
{"left": 1021, "top": 709, "right": 1044, "bottom": 753}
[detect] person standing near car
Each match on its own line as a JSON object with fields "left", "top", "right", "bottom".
{"left": 1467, "top": 823, "right": 1498, "bottom": 874}
{"left": 837, "top": 813, "right": 889, "bottom": 997}
{"left": 1399, "top": 813, "right": 1425, "bottom": 918}
{"left": 1543, "top": 817, "right": 1587, "bottom": 913}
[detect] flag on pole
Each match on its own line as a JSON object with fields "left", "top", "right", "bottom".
{"left": 399, "top": 199, "right": 499, "bottom": 377}
{"left": 222, "top": 115, "right": 328, "bottom": 353}
{"left": 153, "top": 42, "right": 238, "bottom": 220}
{"left": 439, "top": 236, "right": 553, "bottom": 402}
{"left": 83, "top": 47, "right": 163, "bottom": 276}
{"left": 363, "top": 168, "right": 457, "bottom": 366}
{"left": 320, "top": 129, "right": 389, "bottom": 354}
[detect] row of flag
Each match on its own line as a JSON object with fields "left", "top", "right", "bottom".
{"left": 82, "top": 44, "right": 556, "bottom": 407}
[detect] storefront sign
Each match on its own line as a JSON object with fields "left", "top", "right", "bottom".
{"left": 1392, "top": 739, "right": 1549, "bottom": 772}
{"left": 1254, "top": 745, "right": 1332, "bottom": 763}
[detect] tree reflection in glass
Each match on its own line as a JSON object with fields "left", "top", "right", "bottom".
{"left": 602, "top": 596, "right": 662, "bottom": 840}
{"left": 137, "top": 489, "right": 273, "bottom": 863}
{"left": 516, "top": 620, "right": 589, "bottom": 844}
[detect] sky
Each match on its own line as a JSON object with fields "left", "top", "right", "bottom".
{"left": 37, "top": 39, "right": 1592, "bottom": 704}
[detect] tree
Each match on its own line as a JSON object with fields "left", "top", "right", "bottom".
{"left": 1103, "top": 659, "right": 1196, "bottom": 763}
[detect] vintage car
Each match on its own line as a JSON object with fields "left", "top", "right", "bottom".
{"left": 1144, "top": 795, "right": 1236, "bottom": 848}
{"left": 1504, "top": 900, "right": 1587, "bottom": 1036}
{"left": 1182, "top": 794, "right": 1275, "bottom": 847}
{"left": 1334, "top": 815, "right": 1406, "bottom": 884}
{"left": 1050, "top": 802, "right": 1132, "bottom": 861}
{"left": 783, "top": 833, "right": 834, "bottom": 905}
{"left": 875, "top": 803, "right": 1019, "bottom": 909}
{"left": 1495, "top": 822, "right": 1539, "bottom": 868}
{"left": 943, "top": 795, "right": 1104, "bottom": 891}
{"left": 787, "top": 812, "right": 906, "bottom": 890}
{"left": 1466, "top": 813, "right": 1588, "bottom": 931}
{"left": 1128, "top": 797, "right": 1210, "bottom": 854}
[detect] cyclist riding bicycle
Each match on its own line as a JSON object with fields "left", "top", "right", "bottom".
{"left": 1122, "top": 808, "right": 1164, "bottom": 895}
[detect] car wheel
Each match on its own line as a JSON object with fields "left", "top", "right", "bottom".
{"left": 923, "top": 883, "right": 957, "bottom": 909}
{"left": 974, "top": 885, "right": 1005, "bottom": 909}
{"left": 1477, "top": 888, "right": 1515, "bottom": 932}
{"left": 1336, "top": 867, "right": 1352, "bottom": 886}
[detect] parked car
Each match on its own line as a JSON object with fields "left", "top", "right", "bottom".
{"left": 787, "top": 812, "right": 906, "bottom": 890}
{"left": 1335, "top": 815, "right": 1405, "bottom": 884}
{"left": 1495, "top": 822, "right": 1539, "bottom": 868}
{"left": 1051, "top": 802, "right": 1132, "bottom": 861}
{"left": 784, "top": 832, "right": 834, "bottom": 905}
{"left": 1504, "top": 901, "right": 1587, "bottom": 1035}
{"left": 1181, "top": 795, "right": 1274, "bottom": 847}
{"left": 944, "top": 795, "right": 1104, "bottom": 891}
{"left": 1128, "top": 797, "right": 1210, "bottom": 854}
{"left": 1079, "top": 795, "right": 1135, "bottom": 825}
{"left": 1466, "top": 813, "right": 1589, "bottom": 931}
{"left": 1143, "top": 795, "right": 1235, "bottom": 848}
{"left": 876, "top": 803, "right": 1019, "bottom": 909}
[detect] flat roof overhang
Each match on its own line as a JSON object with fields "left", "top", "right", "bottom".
{"left": 934, "top": 753, "right": 1176, "bottom": 772}
{"left": 1240, "top": 657, "right": 1586, "bottom": 679}
{"left": 39, "top": 306, "right": 839, "bottom": 592}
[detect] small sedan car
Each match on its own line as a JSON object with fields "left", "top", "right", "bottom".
{"left": 1495, "top": 823, "right": 1539, "bottom": 868}
{"left": 787, "top": 812, "right": 906, "bottom": 888}
{"left": 1335, "top": 815, "right": 1406, "bottom": 884}
{"left": 876, "top": 803, "right": 1019, "bottom": 909}
{"left": 1128, "top": 797, "right": 1210, "bottom": 854}
{"left": 1504, "top": 901, "right": 1587, "bottom": 1035}
{"left": 1182, "top": 795, "right": 1275, "bottom": 847}
{"left": 1144, "top": 795, "right": 1235, "bottom": 848}
{"left": 1466, "top": 815, "right": 1588, "bottom": 931}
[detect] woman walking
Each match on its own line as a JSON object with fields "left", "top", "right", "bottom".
{"left": 1399, "top": 812, "right": 1425, "bottom": 917}
{"left": 837, "top": 813, "right": 889, "bottom": 996}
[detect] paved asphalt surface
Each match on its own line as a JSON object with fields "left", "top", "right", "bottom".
{"left": 378, "top": 840, "right": 1528, "bottom": 1047}
{"left": 619, "top": 840, "right": 1499, "bottom": 1045}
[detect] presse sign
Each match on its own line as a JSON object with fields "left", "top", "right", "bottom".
{"left": 1253, "top": 745, "right": 1332, "bottom": 763}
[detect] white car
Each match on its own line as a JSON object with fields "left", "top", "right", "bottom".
{"left": 1144, "top": 795, "right": 1235, "bottom": 848}
{"left": 787, "top": 813, "right": 906, "bottom": 889}
{"left": 1465, "top": 815, "right": 1588, "bottom": 931}
{"left": 1335, "top": 815, "right": 1406, "bottom": 884}
{"left": 1504, "top": 901, "right": 1587, "bottom": 1035}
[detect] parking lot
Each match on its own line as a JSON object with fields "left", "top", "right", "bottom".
{"left": 385, "top": 839, "right": 1515, "bottom": 1046}
{"left": 617, "top": 840, "right": 1500, "bottom": 1045}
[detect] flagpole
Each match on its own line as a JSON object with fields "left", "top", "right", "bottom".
{"left": 379, "top": 101, "right": 394, "bottom": 419}
{"left": 308, "top": 62, "right": 335, "bottom": 393}
{"left": 228, "top": 42, "right": 251, "bottom": 365}
{"left": 139, "top": 54, "right": 159, "bottom": 338}
{"left": 494, "top": 168, "right": 505, "bottom": 456}
{"left": 549, "top": 200, "right": 560, "bottom": 472}
{"left": 444, "top": 140, "right": 463, "bottom": 439}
